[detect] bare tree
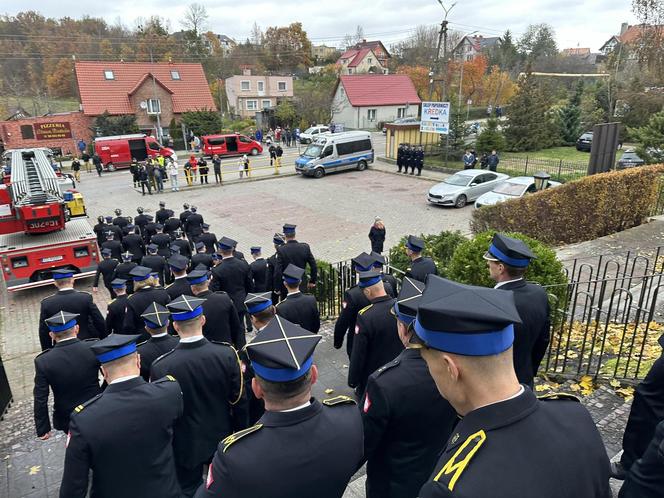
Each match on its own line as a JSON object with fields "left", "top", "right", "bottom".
{"left": 181, "top": 3, "right": 209, "bottom": 35}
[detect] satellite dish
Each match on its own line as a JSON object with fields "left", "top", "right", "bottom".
{"left": 140, "top": 101, "right": 148, "bottom": 109}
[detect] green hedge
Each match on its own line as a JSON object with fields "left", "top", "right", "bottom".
{"left": 387, "top": 231, "right": 468, "bottom": 276}
{"left": 471, "top": 165, "right": 664, "bottom": 245}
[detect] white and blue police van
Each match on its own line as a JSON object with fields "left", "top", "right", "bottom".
{"left": 295, "top": 131, "right": 374, "bottom": 178}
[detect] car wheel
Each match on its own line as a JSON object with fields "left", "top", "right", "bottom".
{"left": 250, "top": 148, "right": 259, "bottom": 156}
{"left": 455, "top": 195, "right": 467, "bottom": 208}
{"left": 313, "top": 168, "right": 325, "bottom": 179}
{"left": 357, "top": 160, "right": 367, "bottom": 171}
{"left": 106, "top": 163, "right": 115, "bottom": 172}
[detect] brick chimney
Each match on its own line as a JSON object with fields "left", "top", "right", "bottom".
{"left": 620, "top": 22, "right": 629, "bottom": 36}
{"left": 242, "top": 68, "right": 251, "bottom": 76}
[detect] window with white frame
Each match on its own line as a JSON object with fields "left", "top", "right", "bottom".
{"left": 262, "top": 99, "right": 271, "bottom": 109}
{"left": 367, "top": 109, "right": 377, "bottom": 121}
{"left": 104, "top": 70, "right": 115, "bottom": 80}
{"left": 278, "top": 81, "right": 287, "bottom": 91}
{"left": 147, "top": 99, "right": 161, "bottom": 114}
{"left": 466, "top": 55, "right": 473, "bottom": 61}
{"left": 170, "top": 70, "right": 181, "bottom": 80}
{"left": 257, "top": 81, "right": 264, "bottom": 92}
{"left": 246, "top": 100, "right": 258, "bottom": 110}
{"left": 241, "top": 80, "right": 251, "bottom": 91}
{"left": 397, "top": 108, "right": 406, "bottom": 118}
{"left": 367, "top": 57, "right": 372, "bottom": 64}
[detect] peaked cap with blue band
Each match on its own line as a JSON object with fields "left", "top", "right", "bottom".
{"left": 358, "top": 269, "right": 383, "bottom": 288}
{"left": 245, "top": 316, "right": 321, "bottom": 382}
{"left": 91, "top": 334, "right": 141, "bottom": 364}
{"left": 392, "top": 277, "right": 425, "bottom": 325}
{"left": 250, "top": 246, "right": 261, "bottom": 254}
{"left": 406, "top": 235, "right": 425, "bottom": 252}
{"left": 167, "top": 255, "right": 188, "bottom": 272}
{"left": 186, "top": 269, "right": 209, "bottom": 285}
{"left": 45, "top": 311, "right": 79, "bottom": 333}
{"left": 245, "top": 292, "right": 273, "bottom": 314}
{"left": 352, "top": 252, "right": 375, "bottom": 272}
{"left": 218, "top": 236, "right": 236, "bottom": 250}
{"left": 166, "top": 295, "right": 206, "bottom": 321}
{"left": 111, "top": 278, "right": 127, "bottom": 289}
{"left": 283, "top": 264, "right": 305, "bottom": 284}
{"left": 273, "top": 233, "right": 285, "bottom": 246}
{"left": 121, "top": 251, "right": 133, "bottom": 261}
{"left": 129, "top": 265, "right": 153, "bottom": 281}
{"left": 141, "top": 302, "right": 170, "bottom": 329}
{"left": 52, "top": 269, "right": 74, "bottom": 280}
{"left": 413, "top": 275, "right": 522, "bottom": 356}
{"left": 483, "top": 233, "right": 535, "bottom": 268}
{"left": 282, "top": 223, "right": 297, "bottom": 234}
{"left": 370, "top": 251, "right": 386, "bottom": 268}
{"left": 101, "top": 248, "right": 112, "bottom": 257}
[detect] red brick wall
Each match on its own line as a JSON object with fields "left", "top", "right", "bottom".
{"left": 0, "top": 112, "right": 93, "bottom": 155}
{"left": 129, "top": 80, "right": 175, "bottom": 131}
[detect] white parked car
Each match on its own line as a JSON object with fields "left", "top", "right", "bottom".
{"left": 474, "top": 176, "right": 562, "bottom": 208}
{"left": 427, "top": 170, "right": 510, "bottom": 208}
{"left": 299, "top": 125, "right": 330, "bottom": 144}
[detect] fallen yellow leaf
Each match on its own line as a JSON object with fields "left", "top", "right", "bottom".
{"left": 535, "top": 384, "right": 552, "bottom": 392}
{"left": 324, "top": 388, "right": 334, "bottom": 395}
{"left": 609, "top": 379, "right": 621, "bottom": 388}
{"left": 569, "top": 383, "right": 581, "bottom": 392}
{"left": 28, "top": 465, "right": 41, "bottom": 475}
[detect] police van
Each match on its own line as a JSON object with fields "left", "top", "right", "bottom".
{"left": 295, "top": 131, "right": 373, "bottom": 178}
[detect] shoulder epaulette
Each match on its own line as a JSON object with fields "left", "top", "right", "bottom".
{"left": 152, "top": 349, "right": 175, "bottom": 365}
{"left": 35, "top": 349, "right": 51, "bottom": 358}
{"left": 153, "top": 374, "right": 177, "bottom": 383}
{"left": 73, "top": 393, "right": 103, "bottom": 413}
{"left": 165, "top": 282, "right": 173, "bottom": 289}
{"left": 83, "top": 338, "right": 98, "bottom": 343}
{"left": 433, "top": 429, "right": 487, "bottom": 491}
{"left": 211, "top": 340, "right": 233, "bottom": 348}
{"left": 537, "top": 392, "right": 580, "bottom": 402}
{"left": 222, "top": 424, "right": 263, "bottom": 452}
{"left": 323, "top": 395, "right": 356, "bottom": 406}
{"left": 358, "top": 303, "right": 373, "bottom": 315}
{"left": 376, "top": 356, "right": 401, "bottom": 376}
{"left": 108, "top": 298, "right": 116, "bottom": 305}
{"left": 137, "top": 339, "right": 148, "bottom": 347}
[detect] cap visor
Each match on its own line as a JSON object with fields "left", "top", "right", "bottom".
{"left": 482, "top": 251, "right": 500, "bottom": 262}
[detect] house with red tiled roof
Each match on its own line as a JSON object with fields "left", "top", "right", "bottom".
{"left": 453, "top": 35, "right": 501, "bottom": 61}
{"left": 600, "top": 22, "right": 664, "bottom": 55}
{"left": 74, "top": 61, "right": 216, "bottom": 136}
{"left": 336, "top": 47, "right": 387, "bottom": 75}
{"left": 331, "top": 74, "right": 421, "bottom": 130}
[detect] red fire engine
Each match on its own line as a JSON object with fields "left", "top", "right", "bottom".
{"left": 0, "top": 149, "right": 99, "bottom": 291}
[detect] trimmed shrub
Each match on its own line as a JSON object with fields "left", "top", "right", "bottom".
{"left": 471, "top": 165, "right": 664, "bottom": 245}
{"left": 388, "top": 231, "right": 468, "bottom": 276}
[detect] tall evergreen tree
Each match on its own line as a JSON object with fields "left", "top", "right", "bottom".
{"left": 504, "top": 71, "right": 554, "bottom": 151}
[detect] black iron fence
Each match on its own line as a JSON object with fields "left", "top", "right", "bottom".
{"left": 314, "top": 247, "right": 664, "bottom": 382}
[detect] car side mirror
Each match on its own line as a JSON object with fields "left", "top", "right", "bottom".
{"left": 470, "top": 182, "right": 478, "bottom": 186}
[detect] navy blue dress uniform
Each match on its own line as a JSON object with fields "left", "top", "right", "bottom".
{"left": 166, "top": 255, "right": 193, "bottom": 300}
{"left": 267, "top": 233, "right": 285, "bottom": 302}
{"left": 101, "top": 233, "right": 123, "bottom": 261}
{"left": 137, "top": 303, "right": 179, "bottom": 381}
{"left": 151, "top": 295, "right": 248, "bottom": 496}
{"left": 164, "top": 216, "right": 182, "bottom": 238}
{"left": 194, "top": 317, "right": 363, "bottom": 498}
{"left": 141, "top": 244, "right": 167, "bottom": 286}
{"left": 93, "top": 249, "right": 119, "bottom": 296}
{"left": 60, "top": 334, "right": 183, "bottom": 498}
{"left": 210, "top": 237, "right": 254, "bottom": 321}
{"left": 484, "top": 234, "right": 551, "bottom": 387}
{"left": 38, "top": 270, "right": 106, "bottom": 351}
{"left": 396, "top": 143, "right": 404, "bottom": 172}
{"left": 103, "top": 217, "right": 123, "bottom": 240}
{"left": 187, "top": 270, "right": 245, "bottom": 349}
{"left": 121, "top": 226, "right": 145, "bottom": 262}
{"left": 414, "top": 145, "right": 424, "bottom": 175}
{"left": 105, "top": 279, "right": 129, "bottom": 335}
{"left": 179, "top": 203, "right": 193, "bottom": 223}
{"left": 274, "top": 224, "right": 318, "bottom": 297}
{"left": 276, "top": 264, "right": 321, "bottom": 333}
{"left": 151, "top": 229, "right": 172, "bottom": 258}
{"left": 362, "top": 277, "right": 456, "bottom": 498}
{"left": 348, "top": 270, "right": 403, "bottom": 396}
{"left": 412, "top": 276, "right": 611, "bottom": 498}
{"left": 333, "top": 253, "right": 374, "bottom": 357}
{"left": 371, "top": 252, "right": 399, "bottom": 297}
{"left": 155, "top": 201, "right": 174, "bottom": 225}
{"left": 172, "top": 232, "right": 193, "bottom": 258}
{"left": 112, "top": 209, "right": 129, "bottom": 230}
{"left": 249, "top": 246, "right": 269, "bottom": 291}
{"left": 122, "top": 266, "right": 170, "bottom": 338}
{"left": 133, "top": 207, "right": 151, "bottom": 236}
{"left": 191, "top": 242, "right": 214, "bottom": 270}
{"left": 33, "top": 312, "right": 101, "bottom": 437}
{"left": 93, "top": 216, "right": 107, "bottom": 245}
{"left": 197, "top": 224, "right": 218, "bottom": 253}
{"left": 184, "top": 206, "right": 204, "bottom": 240}
{"left": 112, "top": 252, "right": 137, "bottom": 294}
{"left": 404, "top": 235, "right": 438, "bottom": 281}
{"left": 143, "top": 217, "right": 160, "bottom": 244}
{"left": 619, "top": 418, "right": 664, "bottom": 498}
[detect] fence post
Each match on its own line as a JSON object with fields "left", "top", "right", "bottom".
{"left": 524, "top": 156, "right": 528, "bottom": 175}
{"left": 558, "top": 159, "right": 563, "bottom": 181}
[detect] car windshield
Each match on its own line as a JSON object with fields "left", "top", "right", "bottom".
{"left": 303, "top": 127, "right": 316, "bottom": 134}
{"left": 621, "top": 152, "right": 640, "bottom": 161}
{"left": 492, "top": 181, "right": 528, "bottom": 196}
{"left": 444, "top": 173, "right": 471, "bottom": 186}
{"left": 303, "top": 144, "right": 323, "bottom": 158}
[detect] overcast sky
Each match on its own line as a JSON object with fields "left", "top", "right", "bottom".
{"left": 4, "top": 0, "right": 638, "bottom": 52}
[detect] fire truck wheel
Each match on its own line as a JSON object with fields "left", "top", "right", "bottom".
{"left": 106, "top": 163, "right": 115, "bottom": 172}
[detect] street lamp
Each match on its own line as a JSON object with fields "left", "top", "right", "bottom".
{"left": 533, "top": 171, "right": 551, "bottom": 191}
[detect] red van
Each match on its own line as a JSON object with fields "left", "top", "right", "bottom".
{"left": 202, "top": 134, "right": 263, "bottom": 158}
{"left": 94, "top": 134, "right": 174, "bottom": 171}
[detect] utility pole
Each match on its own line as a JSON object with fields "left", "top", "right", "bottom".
{"left": 428, "top": 1, "right": 456, "bottom": 100}
{"left": 149, "top": 48, "right": 162, "bottom": 142}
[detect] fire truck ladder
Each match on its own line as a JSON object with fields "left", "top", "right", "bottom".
{"left": 9, "top": 150, "right": 62, "bottom": 206}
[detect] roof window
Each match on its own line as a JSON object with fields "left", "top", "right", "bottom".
{"left": 104, "top": 70, "right": 115, "bottom": 80}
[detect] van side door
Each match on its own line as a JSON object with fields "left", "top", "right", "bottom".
{"left": 320, "top": 144, "right": 335, "bottom": 170}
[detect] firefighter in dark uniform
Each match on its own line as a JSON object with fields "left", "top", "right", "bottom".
{"left": 105, "top": 279, "right": 129, "bottom": 336}
{"left": 274, "top": 224, "right": 317, "bottom": 299}
{"left": 414, "top": 276, "right": 611, "bottom": 498}
{"left": 396, "top": 143, "right": 404, "bottom": 173}
{"left": 249, "top": 246, "right": 269, "bottom": 291}
{"left": 143, "top": 216, "right": 160, "bottom": 245}
{"left": 361, "top": 277, "right": 457, "bottom": 498}
{"left": 333, "top": 252, "right": 373, "bottom": 358}
{"left": 619, "top": 419, "right": 664, "bottom": 498}
{"left": 266, "top": 233, "right": 285, "bottom": 304}
{"left": 151, "top": 224, "right": 173, "bottom": 258}
{"left": 210, "top": 237, "right": 253, "bottom": 332}
{"left": 33, "top": 312, "right": 102, "bottom": 440}
{"left": 93, "top": 248, "right": 119, "bottom": 297}
{"left": 134, "top": 206, "right": 151, "bottom": 238}
{"left": 101, "top": 231, "right": 123, "bottom": 261}
{"left": 371, "top": 252, "right": 398, "bottom": 297}
{"left": 402, "top": 145, "right": 412, "bottom": 174}
{"left": 121, "top": 224, "right": 145, "bottom": 263}
{"left": 164, "top": 215, "right": 182, "bottom": 239}
{"left": 112, "top": 251, "right": 137, "bottom": 295}
{"left": 179, "top": 203, "right": 193, "bottom": 224}
{"left": 141, "top": 243, "right": 167, "bottom": 287}
{"left": 59, "top": 334, "right": 184, "bottom": 498}
{"left": 155, "top": 200, "right": 174, "bottom": 225}
{"left": 121, "top": 266, "right": 170, "bottom": 339}
{"left": 484, "top": 233, "right": 550, "bottom": 387}
{"left": 166, "top": 254, "right": 191, "bottom": 300}
{"left": 194, "top": 316, "right": 363, "bottom": 498}
{"left": 38, "top": 270, "right": 106, "bottom": 351}
{"left": 184, "top": 205, "right": 204, "bottom": 243}
{"left": 190, "top": 241, "right": 213, "bottom": 270}
{"left": 197, "top": 223, "right": 218, "bottom": 253}
{"left": 415, "top": 145, "right": 424, "bottom": 176}
{"left": 188, "top": 269, "right": 244, "bottom": 349}
{"left": 404, "top": 235, "right": 438, "bottom": 281}
{"left": 151, "top": 295, "right": 248, "bottom": 497}
{"left": 348, "top": 270, "right": 403, "bottom": 397}
{"left": 172, "top": 230, "right": 193, "bottom": 259}
{"left": 112, "top": 208, "right": 129, "bottom": 231}
{"left": 93, "top": 215, "right": 107, "bottom": 246}
{"left": 276, "top": 264, "right": 320, "bottom": 333}
{"left": 103, "top": 215, "right": 123, "bottom": 240}
{"left": 137, "top": 302, "right": 179, "bottom": 381}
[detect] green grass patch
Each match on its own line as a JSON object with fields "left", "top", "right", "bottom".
{"left": 2, "top": 96, "right": 79, "bottom": 116}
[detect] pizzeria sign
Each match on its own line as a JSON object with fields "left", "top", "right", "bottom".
{"left": 34, "top": 122, "right": 72, "bottom": 140}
